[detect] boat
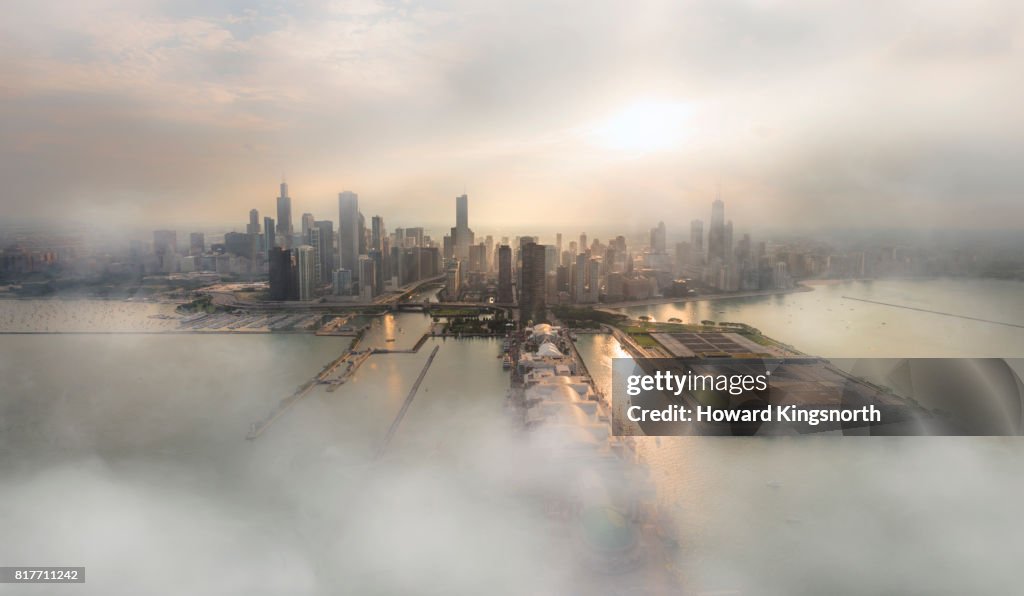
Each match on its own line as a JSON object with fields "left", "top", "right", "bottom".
{"left": 502, "top": 354, "right": 512, "bottom": 369}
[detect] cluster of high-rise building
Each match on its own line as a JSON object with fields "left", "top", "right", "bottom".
{"left": 9, "top": 187, "right": 1017, "bottom": 313}
{"left": 263, "top": 184, "right": 451, "bottom": 301}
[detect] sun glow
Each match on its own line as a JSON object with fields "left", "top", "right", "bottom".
{"left": 589, "top": 100, "right": 691, "bottom": 153}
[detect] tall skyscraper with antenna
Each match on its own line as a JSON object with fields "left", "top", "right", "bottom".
{"left": 276, "top": 182, "right": 293, "bottom": 242}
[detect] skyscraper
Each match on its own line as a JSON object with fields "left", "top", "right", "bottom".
{"left": 573, "top": 253, "right": 587, "bottom": 302}
{"left": 301, "top": 213, "right": 315, "bottom": 238}
{"left": 454, "top": 194, "right": 472, "bottom": 261}
{"left": 358, "top": 255, "right": 376, "bottom": 301}
{"left": 368, "top": 248, "right": 384, "bottom": 295}
{"left": 306, "top": 228, "right": 321, "bottom": 284}
{"left": 247, "top": 209, "right": 260, "bottom": 235}
{"left": 268, "top": 246, "right": 297, "bottom": 301}
{"left": 650, "top": 221, "right": 666, "bottom": 253}
{"left": 295, "top": 245, "right": 316, "bottom": 301}
{"left": 520, "top": 242, "right": 547, "bottom": 325}
{"left": 338, "top": 191, "right": 360, "bottom": 281}
{"left": 189, "top": 232, "right": 204, "bottom": 257}
{"left": 371, "top": 216, "right": 385, "bottom": 253}
{"left": 263, "top": 216, "right": 275, "bottom": 256}
{"left": 708, "top": 198, "right": 726, "bottom": 262}
{"left": 690, "top": 219, "right": 703, "bottom": 254}
{"left": 497, "top": 245, "right": 513, "bottom": 303}
{"left": 276, "top": 182, "right": 293, "bottom": 241}
{"left": 587, "top": 258, "right": 601, "bottom": 303}
{"left": 456, "top": 193, "right": 468, "bottom": 230}
{"left": 313, "top": 220, "right": 335, "bottom": 282}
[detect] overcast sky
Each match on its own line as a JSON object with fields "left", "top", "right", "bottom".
{"left": 1, "top": 0, "right": 1021, "bottom": 232}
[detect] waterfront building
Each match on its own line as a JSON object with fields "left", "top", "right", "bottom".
{"left": 520, "top": 242, "right": 547, "bottom": 325}
{"left": 295, "top": 245, "right": 316, "bottom": 301}
{"left": 268, "top": 246, "right": 297, "bottom": 300}
{"left": 445, "top": 260, "right": 461, "bottom": 299}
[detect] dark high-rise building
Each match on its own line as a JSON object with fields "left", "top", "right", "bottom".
{"left": 556, "top": 265, "right": 569, "bottom": 294}
{"left": 224, "top": 232, "right": 255, "bottom": 257}
{"left": 443, "top": 234, "right": 454, "bottom": 261}
{"left": 268, "top": 246, "right": 298, "bottom": 301}
{"left": 358, "top": 211, "right": 367, "bottom": 256}
{"left": 313, "top": 220, "right": 335, "bottom": 282}
{"left": 419, "top": 247, "right": 441, "bottom": 278}
{"left": 358, "top": 255, "right": 376, "bottom": 300}
{"left": 338, "top": 191, "right": 359, "bottom": 280}
{"left": 276, "top": 182, "right": 293, "bottom": 240}
{"left": 497, "top": 245, "right": 513, "bottom": 303}
{"left": 519, "top": 242, "right": 547, "bottom": 325}
{"left": 371, "top": 216, "right": 385, "bottom": 253}
{"left": 368, "top": 249, "right": 384, "bottom": 295}
{"left": 263, "top": 217, "right": 275, "bottom": 256}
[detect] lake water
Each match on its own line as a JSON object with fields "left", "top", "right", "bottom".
{"left": 618, "top": 278, "right": 1024, "bottom": 357}
{"left": 576, "top": 277, "right": 1024, "bottom": 594}
{"left": 2, "top": 278, "right": 1024, "bottom": 594}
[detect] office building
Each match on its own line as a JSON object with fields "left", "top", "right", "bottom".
{"left": 520, "top": 242, "right": 547, "bottom": 324}
{"left": 276, "top": 182, "right": 293, "bottom": 241}
{"left": 268, "top": 246, "right": 297, "bottom": 301}
{"left": 338, "top": 191, "right": 360, "bottom": 280}
{"left": 497, "top": 245, "right": 512, "bottom": 303}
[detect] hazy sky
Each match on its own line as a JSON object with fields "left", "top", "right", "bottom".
{"left": 2, "top": 0, "right": 1022, "bottom": 231}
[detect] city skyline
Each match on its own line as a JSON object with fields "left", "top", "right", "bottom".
{"left": 2, "top": 1, "right": 1023, "bottom": 230}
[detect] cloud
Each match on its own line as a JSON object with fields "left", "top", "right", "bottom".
{"left": 0, "top": 0, "right": 1022, "bottom": 231}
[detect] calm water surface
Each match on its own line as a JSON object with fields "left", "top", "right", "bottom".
{"left": 3, "top": 278, "right": 1024, "bottom": 594}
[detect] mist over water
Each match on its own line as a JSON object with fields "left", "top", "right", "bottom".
{"left": 2, "top": 278, "right": 1024, "bottom": 594}
{"left": 0, "top": 332, "right": 585, "bottom": 595}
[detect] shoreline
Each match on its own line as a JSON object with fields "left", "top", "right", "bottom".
{"left": 601, "top": 284, "right": 814, "bottom": 310}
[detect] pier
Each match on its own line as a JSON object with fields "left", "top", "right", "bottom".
{"left": 246, "top": 339, "right": 371, "bottom": 439}
{"left": 375, "top": 345, "right": 440, "bottom": 459}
